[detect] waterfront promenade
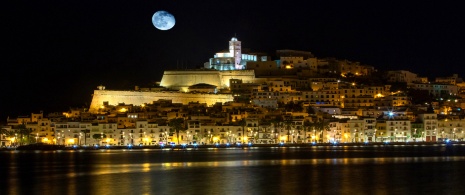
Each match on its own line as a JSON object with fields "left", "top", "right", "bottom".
{"left": 3, "top": 141, "right": 465, "bottom": 151}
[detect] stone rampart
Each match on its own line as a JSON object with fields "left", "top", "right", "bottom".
{"left": 89, "top": 90, "right": 234, "bottom": 113}
{"left": 219, "top": 70, "right": 256, "bottom": 87}
{"left": 159, "top": 70, "right": 221, "bottom": 91}
{"left": 159, "top": 69, "right": 258, "bottom": 90}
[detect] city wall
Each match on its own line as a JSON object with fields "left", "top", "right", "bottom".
{"left": 159, "top": 69, "right": 257, "bottom": 90}
{"left": 160, "top": 70, "right": 222, "bottom": 91}
{"left": 219, "top": 70, "right": 256, "bottom": 87}
{"left": 89, "top": 90, "right": 234, "bottom": 113}
{"left": 89, "top": 70, "right": 257, "bottom": 113}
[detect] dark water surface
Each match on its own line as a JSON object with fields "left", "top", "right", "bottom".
{"left": 2, "top": 145, "right": 465, "bottom": 195}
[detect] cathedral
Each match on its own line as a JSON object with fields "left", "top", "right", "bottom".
{"left": 203, "top": 37, "right": 268, "bottom": 70}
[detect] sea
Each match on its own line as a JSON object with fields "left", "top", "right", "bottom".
{"left": 2, "top": 144, "right": 465, "bottom": 195}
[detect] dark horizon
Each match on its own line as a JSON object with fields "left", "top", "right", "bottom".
{"left": 2, "top": 0, "right": 465, "bottom": 122}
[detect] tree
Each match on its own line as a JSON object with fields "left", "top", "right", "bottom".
{"left": 1, "top": 128, "right": 12, "bottom": 137}
{"left": 1, "top": 128, "right": 14, "bottom": 144}
{"left": 283, "top": 116, "right": 294, "bottom": 143}
{"left": 16, "top": 123, "right": 32, "bottom": 145}
{"left": 169, "top": 118, "right": 185, "bottom": 145}
{"left": 238, "top": 118, "right": 247, "bottom": 143}
{"left": 81, "top": 129, "right": 91, "bottom": 145}
{"left": 313, "top": 120, "right": 330, "bottom": 142}
{"left": 92, "top": 133, "right": 106, "bottom": 144}
{"left": 294, "top": 125, "right": 302, "bottom": 143}
{"left": 271, "top": 116, "right": 284, "bottom": 143}
{"left": 303, "top": 120, "right": 312, "bottom": 142}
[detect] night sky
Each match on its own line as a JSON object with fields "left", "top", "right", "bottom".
{"left": 1, "top": 0, "right": 464, "bottom": 122}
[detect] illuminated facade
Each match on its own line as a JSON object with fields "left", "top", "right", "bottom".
{"left": 159, "top": 69, "right": 257, "bottom": 91}
{"left": 88, "top": 88, "right": 234, "bottom": 113}
{"left": 204, "top": 37, "right": 268, "bottom": 70}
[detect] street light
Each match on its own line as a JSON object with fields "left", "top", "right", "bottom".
{"left": 313, "top": 129, "right": 316, "bottom": 143}
{"left": 354, "top": 129, "right": 357, "bottom": 143}
{"left": 165, "top": 131, "right": 168, "bottom": 143}
{"left": 291, "top": 130, "right": 295, "bottom": 143}
{"left": 122, "top": 132, "right": 125, "bottom": 145}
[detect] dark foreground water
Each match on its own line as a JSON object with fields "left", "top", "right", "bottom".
{"left": 2, "top": 144, "right": 465, "bottom": 195}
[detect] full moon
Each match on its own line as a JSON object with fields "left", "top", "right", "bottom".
{"left": 152, "top": 10, "right": 175, "bottom": 30}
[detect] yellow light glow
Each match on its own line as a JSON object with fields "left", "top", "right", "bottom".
{"left": 280, "top": 136, "right": 286, "bottom": 141}
{"left": 243, "top": 137, "right": 248, "bottom": 141}
{"left": 68, "top": 139, "right": 75, "bottom": 144}
{"left": 285, "top": 65, "right": 292, "bottom": 69}
{"left": 106, "top": 138, "right": 111, "bottom": 143}
{"left": 213, "top": 137, "right": 219, "bottom": 142}
{"left": 120, "top": 108, "right": 127, "bottom": 112}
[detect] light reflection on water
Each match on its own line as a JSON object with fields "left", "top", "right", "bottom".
{"left": 2, "top": 146, "right": 465, "bottom": 194}
{"left": 45, "top": 156, "right": 463, "bottom": 178}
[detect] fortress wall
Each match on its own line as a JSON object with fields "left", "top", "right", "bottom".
{"left": 89, "top": 90, "right": 234, "bottom": 113}
{"left": 159, "top": 70, "right": 222, "bottom": 90}
{"left": 219, "top": 70, "right": 256, "bottom": 88}
{"left": 159, "top": 70, "right": 258, "bottom": 90}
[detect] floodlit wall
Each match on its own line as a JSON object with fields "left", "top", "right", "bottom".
{"left": 89, "top": 90, "right": 234, "bottom": 113}
{"left": 219, "top": 70, "right": 256, "bottom": 88}
{"left": 160, "top": 70, "right": 222, "bottom": 91}
{"left": 159, "top": 69, "right": 257, "bottom": 90}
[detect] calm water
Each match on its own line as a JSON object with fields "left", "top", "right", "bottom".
{"left": 2, "top": 145, "right": 465, "bottom": 195}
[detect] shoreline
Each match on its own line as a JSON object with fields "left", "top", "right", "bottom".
{"left": 3, "top": 141, "right": 464, "bottom": 151}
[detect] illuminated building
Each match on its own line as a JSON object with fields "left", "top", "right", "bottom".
{"left": 204, "top": 37, "right": 268, "bottom": 70}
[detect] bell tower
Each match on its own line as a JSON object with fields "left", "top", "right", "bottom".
{"left": 229, "top": 37, "right": 242, "bottom": 69}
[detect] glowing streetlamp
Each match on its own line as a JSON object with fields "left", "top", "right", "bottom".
{"left": 374, "top": 129, "right": 377, "bottom": 142}
{"left": 122, "top": 132, "right": 125, "bottom": 145}
{"left": 354, "top": 129, "right": 358, "bottom": 143}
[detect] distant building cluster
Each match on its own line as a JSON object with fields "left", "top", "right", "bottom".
{"left": 2, "top": 37, "right": 465, "bottom": 147}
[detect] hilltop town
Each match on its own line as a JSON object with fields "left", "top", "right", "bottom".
{"left": 1, "top": 37, "right": 464, "bottom": 147}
